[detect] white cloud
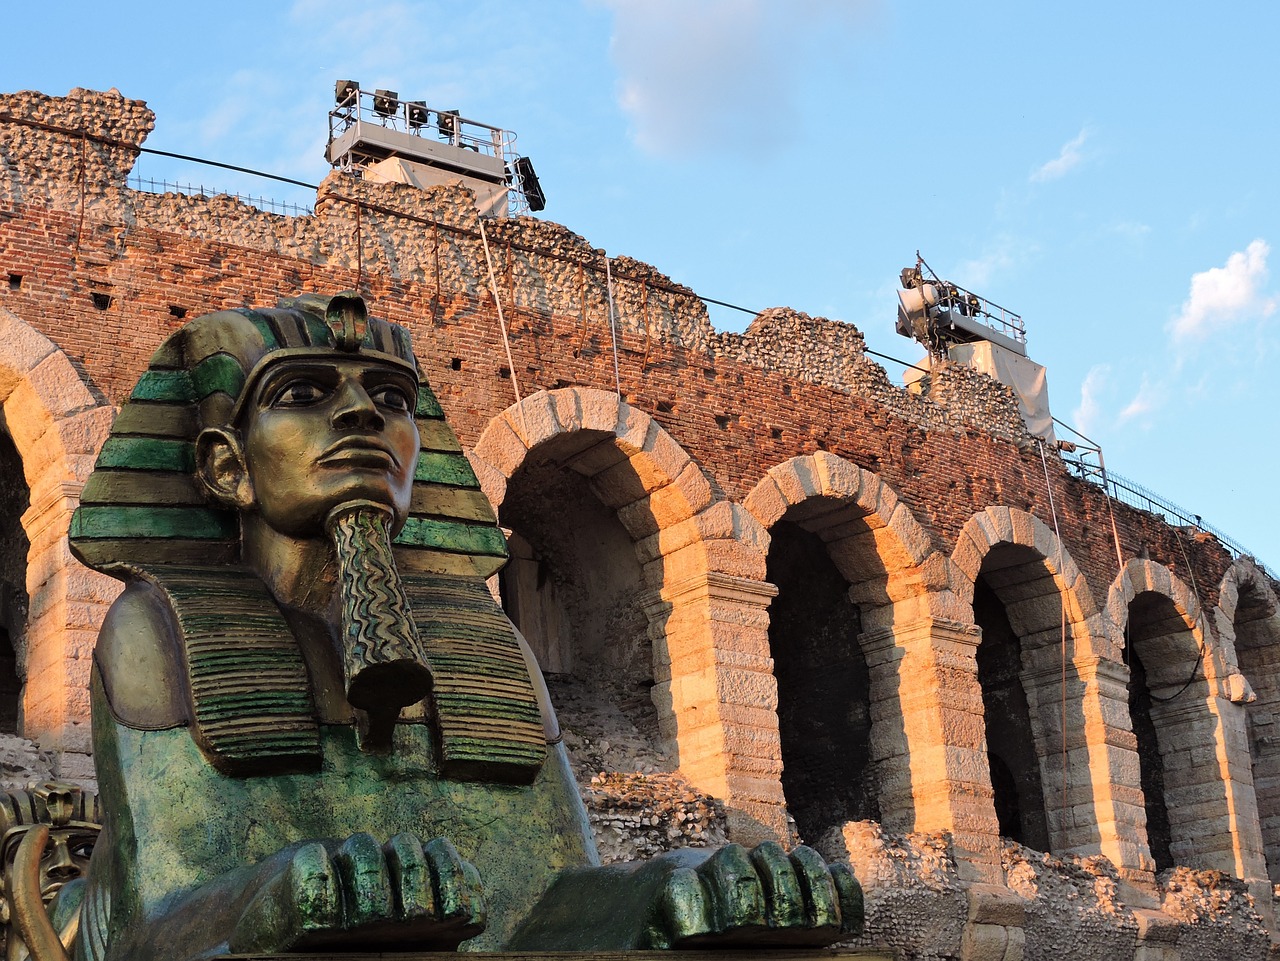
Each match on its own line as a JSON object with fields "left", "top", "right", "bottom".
{"left": 600, "top": 0, "right": 876, "bottom": 157}
{"left": 1117, "top": 375, "right": 1162, "bottom": 426}
{"left": 1170, "top": 239, "right": 1277, "bottom": 342}
{"left": 1030, "top": 127, "right": 1090, "bottom": 183}
{"left": 1073, "top": 364, "right": 1110, "bottom": 435}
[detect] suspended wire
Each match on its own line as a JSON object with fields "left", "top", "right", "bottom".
{"left": 1048, "top": 419, "right": 1127, "bottom": 577}
{"left": 1145, "top": 526, "right": 1209, "bottom": 704}
{"left": 5, "top": 111, "right": 961, "bottom": 390}
{"left": 604, "top": 256, "right": 622, "bottom": 398}
{"left": 75, "top": 133, "right": 87, "bottom": 255}
{"left": 478, "top": 219, "right": 527, "bottom": 438}
{"left": 354, "top": 196, "right": 363, "bottom": 293}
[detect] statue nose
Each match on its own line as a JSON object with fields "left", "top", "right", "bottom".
{"left": 331, "top": 382, "right": 385, "bottom": 431}
{"left": 44, "top": 838, "right": 80, "bottom": 880}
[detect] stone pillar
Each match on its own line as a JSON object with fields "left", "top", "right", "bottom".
{"left": 1065, "top": 655, "right": 1157, "bottom": 884}
{"left": 645, "top": 571, "right": 787, "bottom": 844}
{"left": 21, "top": 478, "right": 118, "bottom": 770}
{"left": 860, "top": 616, "right": 1002, "bottom": 882}
{"left": 1159, "top": 690, "right": 1267, "bottom": 884}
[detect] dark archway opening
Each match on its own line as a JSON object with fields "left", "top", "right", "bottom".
{"left": 0, "top": 430, "right": 29, "bottom": 735}
{"left": 1125, "top": 588, "right": 1216, "bottom": 874}
{"left": 973, "top": 577, "right": 1050, "bottom": 850}
{"left": 1127, "top": 640, "right": 1173, "bottom": 872}
{"left": 498, "top": 447, "right": 666, "bottom": 777}
{"left": 767, "top": 521, "right": 878, "bottom": 845}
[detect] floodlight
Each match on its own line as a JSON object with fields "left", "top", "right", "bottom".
{"left": 335, "top": 80, "right": 359, "bottom": 107}
{"left": 407, "top": 101, "right": 428, "bottom": 129}
{"left": 373, "top": 90, "right": 399, "bottom": 118}
{"left": 513, "top": 157, "right": 546, "bottom": 212}
{"left": 895, "top": 283, "right": 941, "bottom": 341}
{"left": 438, "top": 109, "right": 460, "bottom": 140}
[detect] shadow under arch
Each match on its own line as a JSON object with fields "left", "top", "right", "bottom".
{"left": 1108, "top": 559, "right": 1266, "bottom": 882}
{"left": 1216, "top": 558, "right": 1280, "bottom": 882}
{"left": 470, "top": 387, "right": 785, "bottom": 841}
{"left": 0, "top": 306, "right": 118, "bottom": 750}
{"left": 743, "top": 452, "right": 943, "bottom": 842}
{"left": 951, "top": 507, "right": 1135, "bottom": 867}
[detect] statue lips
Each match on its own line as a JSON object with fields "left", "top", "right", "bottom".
{"left": 317, "top": 435, "right": 401, "bottom": 471}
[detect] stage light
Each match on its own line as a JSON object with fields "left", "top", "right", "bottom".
{"left": 335, "top": 80, "right": 359, "bottom": 107}
{"left": 513, "top": 156, "right": 546, "bottom": 212}
{"left": 438, "top": 109, "right": 460, "bottom": 140}
{"left": 373, "top": 90, "right": 399, "bottom": 118}
{"left": 895, "top": 283, "right": 941, "bottom": 341}
{"left": 407, "top": 101, "right": 428, "bottom": 129}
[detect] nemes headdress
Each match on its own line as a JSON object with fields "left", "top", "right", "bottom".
{"left": 70, "top": 292, "right": 506, "bottom": 576}
{"left": 69, "top": 294, "right": 549, "bottom": 784}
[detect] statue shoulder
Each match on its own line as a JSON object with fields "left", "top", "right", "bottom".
{"left": 95, "top": 580, "right": 188, "bottom": 729}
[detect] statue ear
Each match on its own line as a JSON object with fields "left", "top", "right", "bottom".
{"left": 196, "top": 428, "right": 254, "bottom": 509}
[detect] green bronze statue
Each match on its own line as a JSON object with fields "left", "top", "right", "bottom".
{"left": 40, "top": 293, "right": 861, "bottom": 959}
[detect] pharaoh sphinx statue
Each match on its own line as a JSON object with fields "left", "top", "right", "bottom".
{"left": 13, "top": 292, "right": 864, "bottom": 959}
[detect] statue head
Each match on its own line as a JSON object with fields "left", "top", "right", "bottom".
{"left": 194, "top": 296, "right": 421, "bottom": 541}
{"left": 71, "top": 291, "right": 506, "bottom": 579}
{"left": 70, "top": 293, "right": 509, "bottom": 728}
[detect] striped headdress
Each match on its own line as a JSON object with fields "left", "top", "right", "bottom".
{"left": 70, "top": 294, "right": 549, "bottom": 783}
{"left": 70, "top": 292, "right": 508, "bottom": 577}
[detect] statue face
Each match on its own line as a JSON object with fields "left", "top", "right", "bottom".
{"left": 240, "top": 357, "right": 420, "bottom": 536}
{"left": 0, "top": 824, "right": 98, "bottom": 902}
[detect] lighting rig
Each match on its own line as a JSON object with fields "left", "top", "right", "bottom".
{"left": 326, "top": 80, "right": 545, "bottom": 217}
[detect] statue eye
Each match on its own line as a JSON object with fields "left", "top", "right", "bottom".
{"left": 270, "top": 380, "right": 328, "bottom": 407}
{"left": 370, "top": 385, "right": 413, "bottom": 413}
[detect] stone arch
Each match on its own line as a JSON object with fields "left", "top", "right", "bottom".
{"left": 1108, "top": 559, "right": 1266, "bottom": 883}
{"left": 1215, "top": 558, "right": 1280, "bottom": 882}
{"left": 0, "top": 306, "right": 118, "bottom": 763}
{"left": 1217, "top": 557, "right": 1278, "bottom": 633}
{"left": 470, "top": 387, "right": 781, "bottom": 840}
{"left": 743, "top": 451, "right": 935, "bottom": 589}
{"left": 952, "top": 508, "right": 1107, "bottom": 652}
{"left": 744, "top": 454, "right": 942, "bottom": 835}
{"left": 1214, "top": 557, "right": 1279, "bottom": 701}
{"left": 952, "top": 508, "right": 1146, "bottom": 879}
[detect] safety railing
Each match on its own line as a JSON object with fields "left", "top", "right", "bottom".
{"left": 1061, "top": 448, "right": 1264, "bottom": 570}
{"left": 127, "top": 175, "right": 313, "bottom": 217}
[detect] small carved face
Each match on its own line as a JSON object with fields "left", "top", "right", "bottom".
{"left": 239, "top": 358, "right": 420, "bottom": 536}
{"left": 1, "top": 825, "right": 97, "bottom": 902}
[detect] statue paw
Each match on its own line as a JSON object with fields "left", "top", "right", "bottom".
{"left": 656, "top": 841, "right": 862, "bottom": 948}
{"left": 229, "top": 834, "right": 485, "bottom": 952}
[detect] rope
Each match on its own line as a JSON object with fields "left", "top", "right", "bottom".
{"left": 478, "top": 219, "right": 527, "bottom": 438}
{"left": 354, "top": 197, "right": 363, "bottom": 293}
{"left": 75, "top": 133, "right": 87, "bottom": 255}
{"left": 1038, "top": 440, "right": 1071, "bottom": 820}
{"left": 1096, "top": 454, "right": 1127, "bottom": 576}
{"left": 605, "top": 255, "right": 622, "bottom": 397}
{"left": 1145, "top": 526, "right": 1208, "bottom": 704}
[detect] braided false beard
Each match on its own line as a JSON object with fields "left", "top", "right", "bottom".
{"left": 326, "top": 501, "right": 433, "bottom": 721}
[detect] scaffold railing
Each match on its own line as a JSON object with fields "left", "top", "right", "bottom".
{"left": 128, "top": 174, "right": 313, "bottom": 217}
{"left": 1061, "top": 450, "right": 1265, "bottom": 571}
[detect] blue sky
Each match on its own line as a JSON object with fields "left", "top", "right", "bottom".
{"left": 8, "top": 1, "right": 1279, "bottom": 571}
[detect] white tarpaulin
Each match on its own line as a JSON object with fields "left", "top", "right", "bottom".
{"left": 949, "top": 341, "right": 1057, "bottom": 443}
{"left": 363, "top": 157, "right": 510, "bottom": 219}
